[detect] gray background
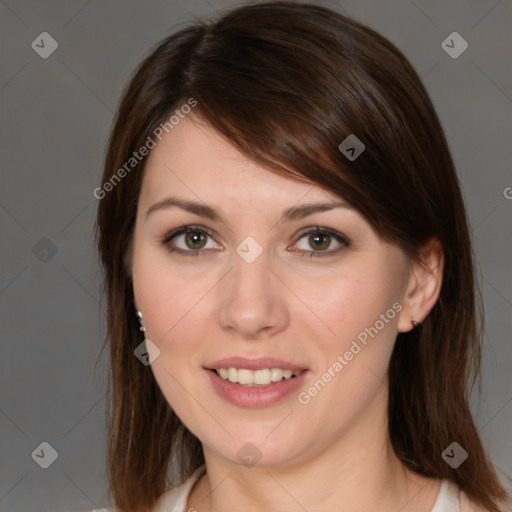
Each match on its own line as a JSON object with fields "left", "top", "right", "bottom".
{"left": 1, "top": 0, "right": 511, "bottom": 510}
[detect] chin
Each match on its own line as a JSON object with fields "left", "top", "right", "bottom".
{"left": 209, "top": 431, "right": 308, "bottom": 469}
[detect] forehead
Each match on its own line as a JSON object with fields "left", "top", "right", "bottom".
{"left": 139, "top": 116, "right": 342, "bottom": 206}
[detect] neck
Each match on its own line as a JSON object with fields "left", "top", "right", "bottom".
{"left": 189, "top": 385, "right": 439, "bottom": 512}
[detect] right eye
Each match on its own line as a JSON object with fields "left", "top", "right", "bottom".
{"left": 161, "top": 225, "right": 222, "bottom": 256}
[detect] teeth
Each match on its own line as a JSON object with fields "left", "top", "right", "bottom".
{"left": 215, "top": 367, "right": 302, "bottom": 386}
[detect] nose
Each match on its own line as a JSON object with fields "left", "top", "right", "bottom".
{"left": 217, "top": 248, "right": 290, "bottom": 339}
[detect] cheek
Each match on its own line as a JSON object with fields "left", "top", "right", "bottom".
{"left": 295, "top": 265, "right": 396, "bottom": 336}
{"left": 132, "top": 248, "right": 212, "bottom": 343}
{"left": 297, "top": 276, "right": 400, "bottom": 431}
{"left": 299, "top": 263, "right": 402, "bottom": 378}
{"left": 136, "top": 265, "right": 211, "bottom": 421}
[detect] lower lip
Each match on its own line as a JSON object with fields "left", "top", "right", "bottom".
{"left": 205, "top": 369, "right": 309, "bottom": 408}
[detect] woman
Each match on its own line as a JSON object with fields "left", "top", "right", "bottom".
{"left": 94, "top": 2, "right": 510, "bottom": 511}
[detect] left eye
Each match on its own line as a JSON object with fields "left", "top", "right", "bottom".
{"left": 292, "top": 228, "right": 349, "bottom": 256}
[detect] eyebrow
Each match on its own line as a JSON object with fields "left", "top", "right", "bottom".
{"left": 145, "top": 196, "right": 351, "bottom": 224}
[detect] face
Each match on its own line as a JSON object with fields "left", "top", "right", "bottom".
{"left": 131, "top": 116, "right": 413, "bottom": 468}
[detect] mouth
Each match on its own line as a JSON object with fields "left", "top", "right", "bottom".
{"left": 204, "top": 357, "right": 309, "bottom": 407}
{"left": 209, "top": 367, "right": 304, "bottom": 387}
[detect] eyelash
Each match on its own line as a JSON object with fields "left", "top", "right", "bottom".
{"left": 160, "top": 225, "right": 350, "bottom": 259}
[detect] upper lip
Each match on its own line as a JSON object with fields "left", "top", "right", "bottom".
{"left": 205, "top": 357, "right": 308, "bottom": 371}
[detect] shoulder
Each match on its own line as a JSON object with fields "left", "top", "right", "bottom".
{"left": 153, "top": 464, "right": 206, "bottom": 512}
{"left": 85, "top": 481, "right": 194, "bottom": 512}
{"left": 435, "top": 480, "right": 510, "bottom": 512}
{"left": 459, "top": 489, "right": 512, "bottom": 512}
{"left": 459, "top": 494, "right": 487, "bottom": 512}
{"left": 85, "top": 465, "right": 206, "bottom": 512}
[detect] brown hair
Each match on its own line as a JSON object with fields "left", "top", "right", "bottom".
{"left": 95, "top": 2, "right": 509, "bottom": 511}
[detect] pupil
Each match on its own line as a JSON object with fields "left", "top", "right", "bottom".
{"left": 310, "top": 233, "right": 330, "bottom": 250}
{"left": 186, "top": 231, "right": 206, "bottom": 249}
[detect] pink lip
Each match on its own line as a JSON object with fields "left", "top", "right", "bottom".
{"left": 205, "top": 368, "right": 309, "bottom": 408}
{"left": 205, "top": 356, "right": 308, "bottom": 371}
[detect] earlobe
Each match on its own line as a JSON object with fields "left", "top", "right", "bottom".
{"left": 397, "top": 237, "right": 444, "bottom": 333}
{"left": 136, "top": 310, "right": 146, "bottom": 332}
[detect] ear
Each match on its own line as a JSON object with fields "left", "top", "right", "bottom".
{"left": 397, "top": 237, "right": 444, "bottom": 333}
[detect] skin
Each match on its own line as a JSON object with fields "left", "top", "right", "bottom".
{"left": 131, "top": 115, "right": 446, "bottom": 512}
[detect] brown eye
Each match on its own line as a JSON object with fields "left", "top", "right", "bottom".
{"left": 292, "top": 227, "right": 350, "bottom": 257}
{"left": 162, "top": 225, "right": 220, "bottom": 255}
{"left": 184, "top": 230, "right": 208, "bottom": 250}
{"left": 308, "top": 233, "right": 331, "bottom": 251}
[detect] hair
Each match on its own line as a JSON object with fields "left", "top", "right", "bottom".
{"left": 94, "top": 2, "right": 510, "bottom": 511}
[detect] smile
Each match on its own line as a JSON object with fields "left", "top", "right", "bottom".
{"left": 205, "top": 368, "right": 309, "bottom": 408}
{"left": 214, "top": 367, "right": 304, "bottom": 386}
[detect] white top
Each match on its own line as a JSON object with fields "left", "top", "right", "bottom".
{"left": 91, "top": 467, "right": 473, "bottom": 512}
